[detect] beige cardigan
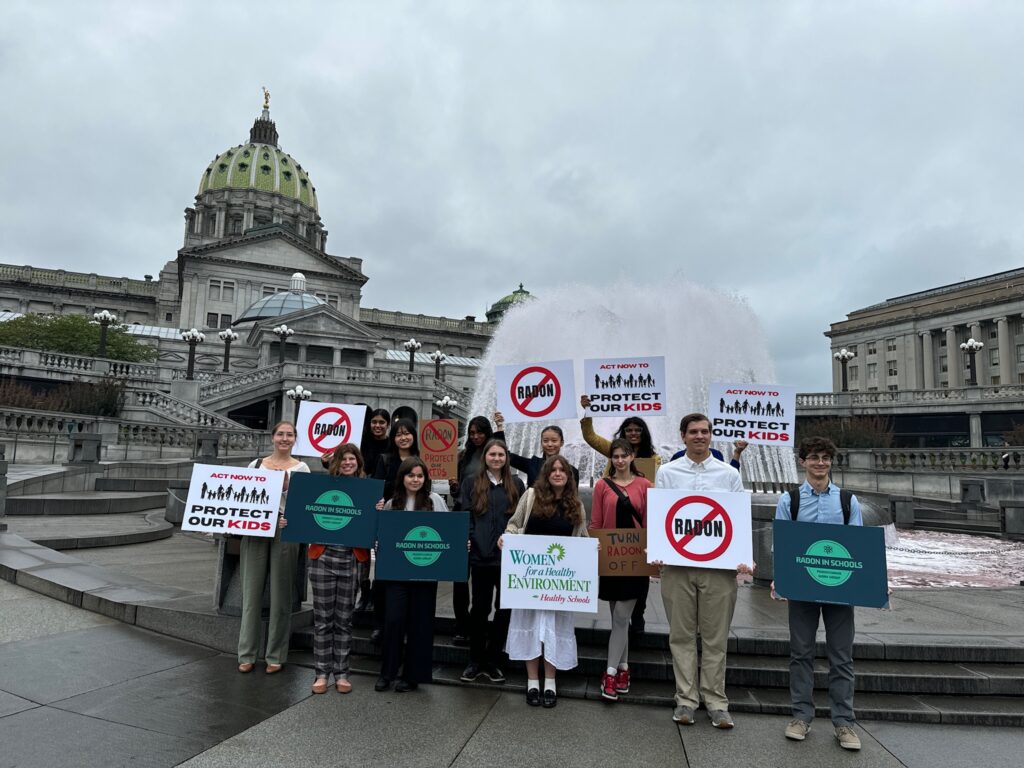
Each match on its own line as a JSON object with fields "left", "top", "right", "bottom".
{"left": 504, "top": 488, "right": 589, "bottom": 538}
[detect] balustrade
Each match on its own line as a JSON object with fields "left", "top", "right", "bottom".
{"left": 864, "top": 448, "right": 1019, "bottom": 472}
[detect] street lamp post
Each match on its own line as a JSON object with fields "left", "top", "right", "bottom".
{"left": 218, "top": 328, "right": 239, "bottom": 373}
{"left": 273, "top": 324, "right": 294, "bottom": 366}
{"left": 286, "top": 384, "right": 313, "bottom": 420}
{"left": 93, "top": 310, "right": 117, "bottom": 358}
{"left": 435, "top": 395, "right": 458, "bottom": 418}
{"left": 404, "top": 338, "right": 422, "bottom": 372}
{"left": 960, "top": 338, "right": 984, "bottom": 386}
{"left": 181, "top": 328, "right": 206, "bottom": 381}
{"left": 429, "top": 349, "right": 447, "bottom": 380}
{"left": 833, "top": 348, "right": 855, "bottom": 392}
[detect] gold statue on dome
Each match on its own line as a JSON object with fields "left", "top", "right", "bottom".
{"left": 262, "top": 87, "right": 270, "bottom": 110}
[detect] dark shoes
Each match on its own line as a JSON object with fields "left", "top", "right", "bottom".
{"left": 526, "top": 687, "right": 541, "bottom": 707}
{"left": 374, "top": 677, "right": 392, "bottom": 692}
{"left": 542, "top": 689, "right": 557, "bottom": 708}
{"left": 484, "top": 666, "right": 506, "bottom": 683}
{"left": 370, "top": 629, "right": 382, "bottom": 644}
{"left": 460, "top": 663, "right": 482, "bottom": 682}
{"left": 395, "top": 680, "right": 418, "bottom": 693}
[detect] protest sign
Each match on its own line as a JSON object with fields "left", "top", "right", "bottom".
{"left": 582, "top": 356, "right": 665, "bottom": 416}
{"left": 591, "top": 528, "right": 660, "bottom": 577}
{"left": 375, "top": 511, "right": 470, "bottom": 581}
{"left": 280, "top": 473, "right": 383, "bottom": 547}
{"left": 773, "top": 520, "right": 889, "bottom": 608}
{"left": 495, "top": 360, "right": 577, "bottom": 422}
{"left": 707, "top": 383, "right": 797, "bottom": 447}
{"left": 293, "top": 401, "right": 366, "bottom": 457}
{"left": 500, "top": 534, "right": 599, "bottom": 613}
{"left": 419, "top": 419, "right": 458, "bottom": 480}
{"left": 181, "top": 463, "right": 284, "bottom": 538}
{"left": 646, "top": 488, "right": 753, "bottom": 570}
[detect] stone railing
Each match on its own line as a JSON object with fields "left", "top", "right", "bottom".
{"left": 170, "top": 368, "right": 229, "bottom": 383}
{"left": 39, "top": 351, "right": 97, "bottom": 373}
{"left": 0, "top": 346, "right": 24, "bottom": 366}
{"left": 0, "top": 345, "right": 161, "bottom": 383}
{"left": 126, "top": 390, "right": 247, "bottom": 429}
{"left": 0, "top": 263, "right": 159, "bottom": 296}
{"left": 857, "top": 448, "right": 1021, "bottom": 473}
{"left": 360, "top": 307, "right": 491, "bottom": 335}
{"left": 115, "top": 422, "right": 269, "bottom": 455}
{"left": 198, "top": 363, "right": 284, "bottom": 400}
{"left": 0, "top": 407, "right": 96, "bottom": 438}
{"left": 796, "top": 385, "right": 1024, "bottom": 411}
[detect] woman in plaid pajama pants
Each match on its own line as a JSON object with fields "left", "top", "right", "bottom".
{"left": 309, "top": 443, "right": 367, "bottom": 695}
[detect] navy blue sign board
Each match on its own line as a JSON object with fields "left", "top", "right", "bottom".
{"left": 375, "top": 511, "right": 470, "bottom": 582}
{"left": 281, "top": 473, "right": 383, "bottom": 548}
{"left": 773, "top": 520, "right": 889, "bottom": 608}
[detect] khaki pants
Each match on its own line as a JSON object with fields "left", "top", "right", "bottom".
{"left": 660, "top": 565, "right": 737, "bottom": 710}
{"left": 237, "top": 536, "right": 299, "bottom": 666}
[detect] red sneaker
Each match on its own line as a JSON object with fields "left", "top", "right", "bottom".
{"left": 601, "top": 672, "right": 618, "bottom": 701}
{"left": 614, "top": 668, "right": 630, "bottom": 694}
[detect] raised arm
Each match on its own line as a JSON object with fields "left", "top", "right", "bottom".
{"left": 579, "top": 396, "right": 613, "bottom": 457}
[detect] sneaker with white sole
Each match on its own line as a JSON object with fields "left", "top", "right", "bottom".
{"left": 672, "top": 705, "right": 695, "bottom": 724}
{"left": 835, "top": 725, "right": 861, "bottom": 750}
{"left": 708, "top": 709, "right": 734, "bottom": 729}
{"left": 785, "top": 719, "right": 810, "bottom": 741}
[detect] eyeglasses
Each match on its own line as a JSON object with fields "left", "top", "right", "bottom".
{"left": 804, "top": 454, "right": 833, "bottom": 464}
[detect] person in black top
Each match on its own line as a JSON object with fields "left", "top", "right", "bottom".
{"left": 492, "top": 411, "right": 580, "bottom": 488}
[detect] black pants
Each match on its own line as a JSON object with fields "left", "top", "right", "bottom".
{"left": 380, "top": 581, "right": 438, "bottom": 684}
{"left": 631, "top": 578, "right": 649, "bottom": 630}
{"left": 469, "top": 565, "right": 510, "bottom": 667}
{"left": 453, "top": 579, "right": 471, "bottom": 636}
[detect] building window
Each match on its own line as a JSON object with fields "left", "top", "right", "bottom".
{"left": 209, "top": 279, "right": 235, "bottom": 302}
{"left": 866, "top": 342, "right": 877, "bottom": 355}
{"left": 888, "top": 360, "right": 898, "bottom": 377}
{"left": 1017, "top": 344, "right": 1024, "bottom": 364}
{"left": 847, "top": 344, "right": 857, "bottom": 356}
{"left": 939, "top": 356, "right": 948, "bottom": 373}
{"left": 848, "top": 365, "right": 858, "bottom": 382}
{"left": 939, "top": 337, "right": 947, "bottom": 347}
{"left": 229, "top": 217, "right": 243, "bottom": 235}
{"left": 165, "top": 312, "right": 173, "bottom": 322}
{"left": 991, "top": 375, "right": 1001, "bottom": 385}
{"left": 262, "top": 285, "right": 285, "bottom": 297}
{"left": 886, "top": 338, "right": 896, "bottom": 352}
{"left": 314, "top": 292, "right": 339, "bottom": 309}
{"left": 991, "top": 349, "right": 1000, "bottom": 366}
{"left": 206, "top": 313, "right": 232, "bottom": 329}
{"left": 206, "top": 312, "right": 218, "bottom": 327}
{"left": 989, "top": 327, "right": 998, "bottom": 339}
{"left": 867, "top": 363, "right": 878, "bottom": 379}
{"left": 888, "top": 384, "right": 898, "bottom": 391}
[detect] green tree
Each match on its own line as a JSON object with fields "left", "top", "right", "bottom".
{"left": 795, "top": 415, "right": 894, "bottom": 450}
{"left": 0, "top": 314, "right": 156, "bottom": 362}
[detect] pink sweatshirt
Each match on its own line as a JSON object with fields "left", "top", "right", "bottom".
{"left": 589, "top": 476, "right": 651, "bottom": 529}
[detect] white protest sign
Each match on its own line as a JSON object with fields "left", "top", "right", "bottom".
{"left": 181, "top": 463, "right": 284, "bottom": 538}
{"left": 707, "top": 382, "right": 797, "bottom": 447}
{"left": 293, "top": 401, "right": 366, "bottom": 457}
{"left": 646, "top": 488, "right": 753, "bottom": 570}
{"left": 495, "top": 360, "right": 577, "bottom": 422}
{"left": 583, "top": 355, "right": 665, "bottom": 416}
{"left": 500, "top": 534, "right": 599, "bottom": 613}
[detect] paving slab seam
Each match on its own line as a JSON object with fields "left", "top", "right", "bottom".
{"left": 445, "top": 687, "right": 504, "bottom": 768}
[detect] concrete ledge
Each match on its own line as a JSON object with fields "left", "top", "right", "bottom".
{"left": 6, "top": 491, "right": 167, "bottom": 516}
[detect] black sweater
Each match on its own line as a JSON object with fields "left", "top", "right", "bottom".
{"left": 462, "top": 476, "right": 526, "bottom": 567}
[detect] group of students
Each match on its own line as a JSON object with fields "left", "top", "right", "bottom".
{"left": 233, "top": 403, "right": 865, "bottom": 749}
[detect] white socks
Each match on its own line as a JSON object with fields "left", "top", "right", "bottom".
{"left": 544, "top": 679, "right": 556, "bottom": 694}
{"left": 527, "top": 678, "right": 540, "bottom": 691}
{"left": 607, "top": 666, "right": 617, "bottom": 676}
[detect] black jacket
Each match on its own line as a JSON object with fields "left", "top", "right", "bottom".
{"left": 462, "top": 476, "right": 525, "bottom": 567}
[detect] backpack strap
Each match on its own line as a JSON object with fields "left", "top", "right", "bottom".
{"left": 840, "top": 489, "right": 852, "bottom": 525}
{"left": 788, "top": 487, "right": 800, "bottom": 521}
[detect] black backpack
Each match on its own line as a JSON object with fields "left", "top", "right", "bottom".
{"left": 789, "top": 487, "right": 853, "bottom": 525}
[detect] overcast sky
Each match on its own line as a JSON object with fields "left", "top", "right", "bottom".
{"left": 3, "top": 1, "right": 1023, "bottom": 391}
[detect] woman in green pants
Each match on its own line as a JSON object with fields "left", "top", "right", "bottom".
{"left": 237, "top": 421, "right": 310, "bottom": 674}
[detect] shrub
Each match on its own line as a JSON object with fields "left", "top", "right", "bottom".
{"left": 0, "top": 378, "right": 125, "bottom": 417}
{"left": 795, "top": 415, "right": 894, "bottom": 451}
{"left": 0, "top": 314, "right": 156, "bottom": 362}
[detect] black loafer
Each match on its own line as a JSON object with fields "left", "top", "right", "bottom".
{"left": 374, "top": 677, "right": 392, "bottom": 692}
{"left": 526, "top": 687, "right": 541, "bottom": 707}
{"left": 542, "top": 689, "right": 557, "bottom": 708}
{"left": 395, "top": 680, "right": 418, "bottom": 692}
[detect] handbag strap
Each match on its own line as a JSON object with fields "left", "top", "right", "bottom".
{"left": 602, "top": 477, "right": 643, "bottom": 528}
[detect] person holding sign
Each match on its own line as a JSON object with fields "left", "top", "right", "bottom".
{"left": 774, "top": 437, "right": 864, "bottom": 751}
{"left": 654, "top": 413, "right": 752, "bottom": 729}
{"left": 459, "top": 439, "right": 524, "bottom": 685}
{"left": 500, "top": 455, "right": 589, "bottom": 708}
{"left": 308, "top": 443, "right": 367, "bottom": 695}
{"left": 237, "top": 421, "right": 310, "bottom": 675}
{"left": 375, "top": 457, "right": 449, "bottom": 693}
{"left": 579, "top": 395, "right": 658, "bottom": 637}
{"left": 589, "top": 438, "right": 651, "bottom": 702}
{"left": 493, "top": 412, "right": 580, "bottom": 488}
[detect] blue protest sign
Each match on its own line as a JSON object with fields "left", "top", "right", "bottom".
{"left": 773, "top": 520, "right": 889, "bottom": 608}
{"left": 375, "top": 511, "right": 469, "bottom": 582}
{"left": 281, "top": 473, "right": 383, "bottom": 547}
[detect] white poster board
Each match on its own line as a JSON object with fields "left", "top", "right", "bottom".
{"left": 293, "top": 401, "right": 367, "bottom": 457}
{"left": 582, "top": 356, "right": 665, "bottom": 416}
{"left": 494, "top": 359, "right": 577, "bottom": 423}
{"left": 500, "top": 534, "right": 599, "bottom": 612}
{"left": 707, "top": 382, "right": 797, "bottom": 447}
{"left": 646, "top": 489, "right": 753, "bottom": 570}
{"left": 181, "top": 463, "right": 284, "bottom": 538}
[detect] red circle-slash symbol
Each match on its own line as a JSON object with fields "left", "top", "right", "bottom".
{"left": 308, "top": 407, "right": 352, "bottom": 452}
{"left": 510, "top": 366, "right": 562, "bottom": 418}
{"left": 421, "top": 420, "right": 457, "bottom": 452}
{"left": 664, "top": 495, "right": 733, "bottom": 562}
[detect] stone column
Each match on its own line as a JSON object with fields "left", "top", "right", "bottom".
{"left": 944, "top": 327, "right": 961, "bottom": 387}
{"left": 969, "top": 321, "right": 988, "bottom": 385}
{"left": 921, "top": 330, "right": 935, "bottom": 389}
{"left": 997, "top": 316, "right": 1013, "bottom": 386}
{"left": 969, "top": 413, "right": 983, "bottom": 448}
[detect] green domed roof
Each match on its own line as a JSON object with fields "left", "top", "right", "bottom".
{"left": 486, "top": 284, "right": 534, "bottom": 323}
{"left": 198, "top": 142, "right": 318, "bottom": 211}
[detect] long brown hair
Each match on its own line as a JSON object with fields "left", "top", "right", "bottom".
{"left": 328, "top": 443, "right": 366, "bottom": 478}
{"left": 608, "top": 438, "right": 644, "bottom": 478}
{"left": 391, "top": 456, "right": 434, "bottom": 510}
{"left": 532, "top": 454, "right": 582, "bottom": 525}
{"left": 470, "top": 439, "right": 521, "bottom": 515}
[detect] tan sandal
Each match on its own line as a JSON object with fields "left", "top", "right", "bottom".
{"left": 238, "top": 662, "right": 255, "bottom": 673}
{"left": 312, "top": 677, "right": 329, "bottom": 694}
{"left": 335, "top": 678, "right": 352, "bottom": 694}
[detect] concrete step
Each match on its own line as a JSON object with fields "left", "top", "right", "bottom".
{"left": 4, "top": 510, "right": 174, "bottom": 549}
{"left": 5, "top": 491, "right": 167, "bottom": 516}
{"left": 94, "top": 478, "right": 172, "bottom": 492}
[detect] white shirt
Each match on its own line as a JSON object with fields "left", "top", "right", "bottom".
{"left": 655, "top": 452, "right": 744, "bottom": 493}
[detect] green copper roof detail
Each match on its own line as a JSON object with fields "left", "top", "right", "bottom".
{"left": 198, "top": 142, "right": 318, "bottom": 212}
